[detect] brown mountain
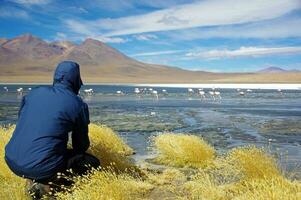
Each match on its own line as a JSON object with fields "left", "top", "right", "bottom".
{"left": 0, "top": 34, "right": 300, "bottom": 83}
{"left": 0, "top": 38, "right": 8, "bottom": 46}
{"left": 257, "top": 67, "right": 301, "bottom": 73}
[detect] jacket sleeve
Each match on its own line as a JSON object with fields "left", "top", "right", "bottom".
{"left": 72, "top": 102, "right": 90, "bottom": 154}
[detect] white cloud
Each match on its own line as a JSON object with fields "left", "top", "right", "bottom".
{"left": 186, "top": 46, "right": 301, "bottom": 59}
{"left": 65, "top": 19, "right": 95, "bottom": 36}
{"left": 0, "top": 7, "right": 30, "bottom": 19}
{"left": 65, "top": 0, "right": 301, "bottom": 37}
{"left": 131, "top": 50, "right": 184, "bottom": 57}
{"left": 133, "top": 34, "right": 158, "bottom": 41}
{"left": 166, "top": 17, "right": 301, "bottom": 40}
{"left": 94, "top": 36, "right": 127, "bottom": 43}
{"left": 11, "top": 0, "right": 50, "bottom": 5}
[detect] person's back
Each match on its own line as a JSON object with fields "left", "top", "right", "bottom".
{"left": 5, "top": 61, "right": 99, "bottom": 198}
{"left": 5, "top": 85, "right": 87, "bottom": 179}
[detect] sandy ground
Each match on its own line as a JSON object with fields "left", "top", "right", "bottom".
{"left": 0, "top": 72, "right": 301, "bottom": 84}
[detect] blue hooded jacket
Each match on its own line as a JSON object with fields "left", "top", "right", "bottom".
{"left": 5, "top": 61, "right": 90, "bottom": 180}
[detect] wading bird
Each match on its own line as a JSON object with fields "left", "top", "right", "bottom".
{"left": 84, "top": 88, "right": 94, "bottom": 95}
{"left": 214, "top": 91, "right": 221, "bottom": 99}
{"left": 152, "top": 90, "right": 159, "bottom": 99}
{"left": 116, "top": 90, "right": 124, "bottom": 95}
{"left": 134, "top": 88, "right": 140, "bottom": 94}
{"left": 209, "top": 91, "right": 215, "bottom": 100}
{"left": 198, "top": 89, "right": 206, "bottom": 99}
{"left": 17, "top": 87, "right": 23, "bottom": 95}
{"left": 188, "top": 88, "right": 194, "bottom": 95}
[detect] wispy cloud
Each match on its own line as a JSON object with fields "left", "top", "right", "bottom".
{"left": 64, "top": 0, "right": 301, "bottom": 37}
{"left": 0, "top": 7, "right": 30, "bottom": 19}
{"left": 133, "top": 34, "right": 158, "bottom": 41}
{"left": 94, "top": 36, "right": 127, "bottom": 43}
{"left": 186, "top": 46, "right": 301, "bottom": 59}
{"left": 10, "top": 0, "right": 51, "bottom": 5}
{"left": 131, "top": 50, "right": 185, "bottom": 57}
{"left": 63, "top": 19, "right": 127, "bottom": 43}
{"left": 166, "top": 17, "right": 301, "bottom": 40}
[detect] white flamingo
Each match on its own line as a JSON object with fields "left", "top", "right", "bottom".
{"left": 17, "top": 87, "right": 23, "bottom": 95}
{"left": 188, "top": 88, "right": 194, "bottom": 95}
{"left": 134, "top": 88, "right": 140, "bottom": 94}
{"left": 209, "top": 91, "right": 215, "bottom": 100}
{"left": 152, "top": 90, "right": 159, "bottom": 99}
{"left": 116, "top": 90, "right": 124, "bottom": 95}
{"left": 162, "top": 89, "right": 168, "bottom": 96}
{"left": 198, "top": 90, "right": 206, "bottom": 99}
{"left": 214, "top": 91, "right": 221, "bottom": 99}
{"left": 84, "top": 88, "right": 94, "bottom": 95}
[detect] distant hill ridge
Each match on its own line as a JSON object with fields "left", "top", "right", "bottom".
{"left": 0, "top": 34, "right": 300, "bottom": 83}
{"left": 257, "top": 67, "right": 300, "bottom": 73}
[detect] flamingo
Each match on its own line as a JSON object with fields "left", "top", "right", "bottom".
{"left": 188, "top": 88, "right": 194, "bottom": 95}
{"left": 134, "top": 88, "right": 140, "bottom": 94}
{"left": 17, "top": 87, "right": 23, "bottom": 95}
{"left": 209, "top": 91, "right": 215, "bottom": 100}
{"left": 116, "top": 90, "right": 124, "bottom": 95}
{"left": 214, "top": 91, "right": 221, "bottom": 99}
{"left": 162, "top": 89, "right": 168, "bottom": 96}
{"left": 198, "top": 90, "right": 206, "bottom": 99}
{"left": 84, "top": 88, "right": 94, "bottom": 95}
{"left": 152, "top": 90, "right": 159, "bottom": 99}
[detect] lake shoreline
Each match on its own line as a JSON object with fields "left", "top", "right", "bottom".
{"left": 1, "top": 83, "right": 301, "bottom": 90}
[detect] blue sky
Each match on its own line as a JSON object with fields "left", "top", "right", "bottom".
{"left": 1, "top": 0, "right": 301, "bottom": 72}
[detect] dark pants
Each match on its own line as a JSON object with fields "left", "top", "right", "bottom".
{"left": 26, "top": 150, "right": 100, "bottom": 199}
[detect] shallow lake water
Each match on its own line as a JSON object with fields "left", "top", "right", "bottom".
{"left": 1, "top": 84, "right": 301, "bottom": 175}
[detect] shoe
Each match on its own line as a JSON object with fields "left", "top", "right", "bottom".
{"left": 25, "top": 179, "right": 51, "bottom": 199}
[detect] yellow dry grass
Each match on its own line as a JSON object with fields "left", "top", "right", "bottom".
{"left": 227, "top": 146, "right": 280, "bottom": 179}
{"left": 0, "top": 125, "right": 28, "bottom": 200}
{"left": 1, "top": 125, "right": 301, "bottom": 200}
{"left": 88, "top": 123, "right": 134, "bottom": 156}
{"left": 153, "top": 133, "right": 215, "bottom": 168}
{"left": 55, "top": 169, "right": 153, "bottom": 200}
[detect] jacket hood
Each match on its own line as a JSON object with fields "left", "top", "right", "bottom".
{"left": 53, "top": 61, "right": 83, "bottom": 94}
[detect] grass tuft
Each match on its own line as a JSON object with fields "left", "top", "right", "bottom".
{"left": 153, "top": 133, "right": 215, "bottom": 168}
{"left": 1, "top": 126, "right": 300, "bottom": 199}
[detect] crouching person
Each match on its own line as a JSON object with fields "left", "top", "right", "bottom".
{"left": 5, "top": 61, "right": 100, "bottom": 199}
